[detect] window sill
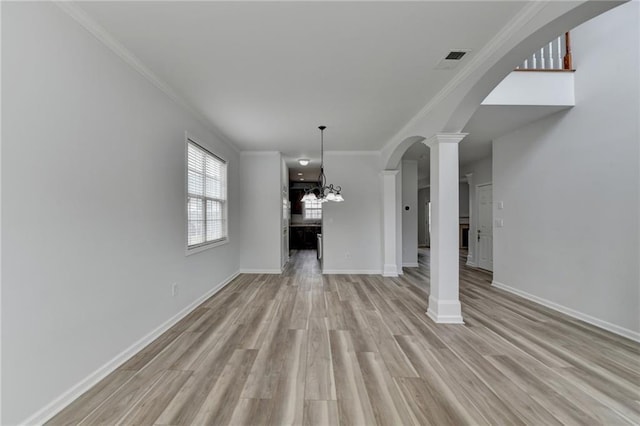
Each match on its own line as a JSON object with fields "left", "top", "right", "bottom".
{"left": 185, "top": 238, "right": 229, "bottom": 256}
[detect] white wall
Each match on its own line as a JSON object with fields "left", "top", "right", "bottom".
{"left": 482, "top": 71, "right": 574, "bottom": 106}
{"left": 417, "top": 181, "right": 476, "bottom": 248}
{"left": 239, "top": 152, "right": 283, "bottom": 273}
{"left": 461, "top": 156, "right": 492, "bottom": 186}
{"left": 2, "top": 3, "right": 241, "bottom": 424}
{"left": 493, "top": 2, "right": 639, "bottom": 337}
{"left": 461, "top": 155, "right": 492, "bottom": 266}
{"left": 322, "top": 153, "right": 382, "bottom": 274}
{"left": 402, "top": 161, "right": 418, "bottom": 266}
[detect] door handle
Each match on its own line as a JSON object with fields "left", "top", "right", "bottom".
{"left": 477, "top": 230, "right": 481, "bottom": 241}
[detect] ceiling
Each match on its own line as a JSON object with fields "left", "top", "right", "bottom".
{"left": 403, "top": 104, "right": 571, "bottom": 180}
{"left": 289, "top": 167, "right": 321, "bottom": 183}
{"left": 75, "top": 1, "right": 527, "bottom": 162}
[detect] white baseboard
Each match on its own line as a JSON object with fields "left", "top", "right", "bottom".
{"left": 402, "top": 262, "right": 419, "bottom": 268}
{"left": 466, "top": 260, "right": 478, "bottom": 267}
{"left": 22, "top": 270, "right": 241, "bottom": 425}
{"left": 382, "top": 263, "right": 398, "bottom": 277}
{"left": 426, "top": 296, "right": 464, "bottom": 324}
{"left": 239, "top": 268, "right": 283, "bottom": 274}
{"left": 323, "top": 269, "right": 382, "bottom": 275}
{"left": 491, "top": 280, "right": 640, "bottom": 343}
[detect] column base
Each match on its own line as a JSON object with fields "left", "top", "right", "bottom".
{"left": 426, "top": 296, "right": 464, "bottom": 324}
{"left": 382, "top": 264, "right": 398, "bottom": 277}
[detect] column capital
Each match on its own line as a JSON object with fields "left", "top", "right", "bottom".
{"left": 380, "top": 169, "right": 400, "bottom": 177}
{"left": 423, "top": 133, "right": 468, "bottom": 148}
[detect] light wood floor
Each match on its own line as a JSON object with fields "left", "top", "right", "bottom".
{"left": 48, "top": 249, "right": 640, "bottom": 425}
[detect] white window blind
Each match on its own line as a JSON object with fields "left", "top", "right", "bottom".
{"left": 303, "top": 199, "right": 322, "bottom": 220}
{"left": 187, "top": 140, "right": 227, "bottom": 248}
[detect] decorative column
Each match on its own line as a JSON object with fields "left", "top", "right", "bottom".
{"left": 381, "top": 170, "right": 400, "bottom": 277}
{"left": 465, "top": 173, "right": 477, "bottom": 267}
{"left": 423, "top": 133, "right": 467, "bottom": 323}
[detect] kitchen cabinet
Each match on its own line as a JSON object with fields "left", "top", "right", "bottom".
{"left": 290, "top": 226, "right": 321, "bottom": 250}
{"left": 290, "top": 189, "right": 305, "bottom": 214}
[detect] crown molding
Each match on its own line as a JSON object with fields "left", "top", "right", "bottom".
{"left": 53, "top": 1, "right": 240, "bottom": 155}
{"left": 424, "top": 133, "right": 468, "bottom": 147}
{"left": 380, "top": 1, "right": 547, "bottom": 155}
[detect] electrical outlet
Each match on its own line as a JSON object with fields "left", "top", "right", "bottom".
{"left": 171, "top": 283, "right": 178, "bottom": 297}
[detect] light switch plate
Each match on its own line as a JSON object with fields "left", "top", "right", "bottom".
{"left": 497, "top": 201, "right": 504, "bottom": 210}
{"left": 495, "top": 219, "right": 504, "bottom": 228}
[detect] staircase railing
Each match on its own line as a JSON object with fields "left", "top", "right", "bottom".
{"left": 516, "top": 32, "right": 573, "bottom": 71}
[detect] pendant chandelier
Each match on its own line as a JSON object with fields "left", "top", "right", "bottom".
{"left": 301, "top": 126, "right": 344, "bottom": 203}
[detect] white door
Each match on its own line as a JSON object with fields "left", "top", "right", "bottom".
{"left": 477, "top": 184, "right": 493, "bottom": 271}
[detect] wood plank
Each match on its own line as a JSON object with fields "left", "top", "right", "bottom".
{"left": 78, "top": 332, "right": 201, "bottom": 425}
{"left": 303, "top": 400, "right": 339, "bottom": 426}
{"left": 265, "top": 329, "right": 307, "bottom": 425}
{"left": 241, "top": 287, "right": 297, "bottom": 399}
{"left": 116, "top": 369, "right": 191, "bottom": 425}
{"left": 155, "top": 324, "right": 247, "bottom": 425}
{"left": 360, "top": 308, "right": 419, "bottom": 378}
{"left": 395, "top": 376, "right": 468, "bottom": 426}
{"left": 304, "top": 317, "right": 336, "bottom": 401}
{"left": 190, "top": 349, "right": 258, "bottom": 425}
{"left": 46, "top": 370, "right": 135, "bottom": 426}
{"left": 329, "top": 330, "right": 376, "bottom": 426}
{"left": 49, "top": 249, "right": 640, "bottom": 426}
{"left": 227, "top": 398, "right": 272, "bottom": 426}
{"left": 356, "top": 351, "right": 414, "bottom": 425}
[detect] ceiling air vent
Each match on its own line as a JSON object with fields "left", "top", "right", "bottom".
{"left": 435, "top": 48, "right": 472, "bottom": 70}
{"left": 445, "top": 51, "right": 467, "bottom": 60}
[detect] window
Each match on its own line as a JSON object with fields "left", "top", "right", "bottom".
{"left": 303, "top": 199, "right": 322, "bottom": 220}
{"left": 187, "top": 139, "right": 227, "bottom": 250}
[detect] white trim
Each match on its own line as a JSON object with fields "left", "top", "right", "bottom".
{"left": 491, "top": 280, "right": 640, "bottom": 343}
{"left": 380, "top": 170, "right": 400, "bottom": 177}
{"left": 426, "top": 296, "right": 464, "bottom": 324}
{"left": 382, "top": 263, "right": 399, "bottom": 277}
{"left": 185, "top": 238, "right": 229, "bottom": 256}
{"left": 424, "top": 132, "right": 468, "bottom": 147}
{"left": 475, "top": 182, "right": 493, "bottom": 272}
{"left": 380, "top": 1, "right": 546, "bottom": 155}
{"left": 239, "top": 269, "right": 283, "bottom": 274}
{"left": 53, "top": 1, "right": 239, "bottom": 154}
{"left": 0, "top": 2, "right": 3, "bottom": 420}
{"left": 402, "top": 262, "right": 419, "bottom": 268}
{"left": 323, "top": 269, "right": 383, "bottom": 275}
{"left": 21, "top": 270, "right": 241, "bottom": 425}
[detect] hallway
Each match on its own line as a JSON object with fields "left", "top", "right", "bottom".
{"left": 49, "top": 250, "right": 640, "bottom": 425}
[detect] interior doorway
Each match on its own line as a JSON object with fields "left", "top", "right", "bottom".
{"left": 288, "top": 179, "right": 322, "bottom": 263}
{"left": 477, "top": 183, "right": 493, "bottom": 271}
